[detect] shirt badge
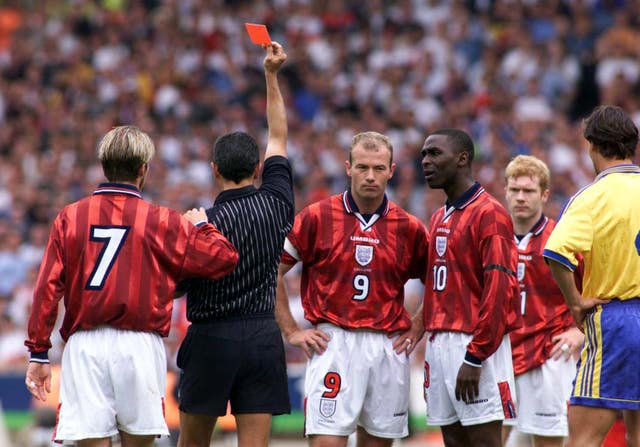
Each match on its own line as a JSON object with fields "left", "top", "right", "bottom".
{"left": 435, "top": 236, "right": 447, "bottom": 257}
{"left": 355, "top": 244, "right": 374, "bottom": 266}
{"left": 320, "top": 398, "right": 337, "bottom": 418}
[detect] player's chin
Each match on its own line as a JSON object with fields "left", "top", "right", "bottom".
{"left": 514, "top": 209, "right": 532, "bottom": 218}
{"left": 425, "top": 176, "right": 442, "bottom": 188}
{"left": 360, "top": 186, "right": 381, "bottom": 196}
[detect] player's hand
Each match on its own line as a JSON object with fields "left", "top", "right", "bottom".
{"left": 263, "top": 41, "right": 286, "bottom": 73}
{"left": 455, "top": 363, "right": 481, "bottom": 404}
{"left": 571, "top": 297, "right": 610, "bottom": 330}
{"left": 550, "top": 326, "right": 585, "bottom": 361}
{"left": 183, "top": 207, "right": 207, "bottom": 225}
{"left": 390, "top": 325, "right": 425, "bottom": 357}
{"left": 26, "top": 362, "right": 52, "bottom": 402}
{"left": 287, "top": 328, "right": 330, "bottom": 359}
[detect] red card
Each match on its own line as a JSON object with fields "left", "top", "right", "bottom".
{"left": 244, "top": 23, "right": 271, "bottom": 45}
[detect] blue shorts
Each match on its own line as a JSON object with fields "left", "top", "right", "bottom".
{"left": 572, "top": 298, "right": 640, "bottom": 410}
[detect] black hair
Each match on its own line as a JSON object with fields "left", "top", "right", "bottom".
{"left": 430, "top": 128, "right": 475, "bottom": 164}
{"left": 583, "top": 105, "right": 638, "bottom": 160}
{"left": 213, "top": 131, "right": 260, "bottom": 183}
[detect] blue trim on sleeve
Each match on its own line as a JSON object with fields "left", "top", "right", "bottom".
{"left": 30, "top": 351, "right": 50, "bottom": 363}
{"left": 542, "top": 249, "right": 577, "bottom": 272}
{"left": 464, "top": 351, "right": 482, "bottom": 367}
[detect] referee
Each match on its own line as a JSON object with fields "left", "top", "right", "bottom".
{"left": 176, "top": 42, "right": 293, "bottom": 447}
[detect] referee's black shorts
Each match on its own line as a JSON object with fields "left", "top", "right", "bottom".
{"left": 177, "top": 314, "right": 291, "bottom": 416}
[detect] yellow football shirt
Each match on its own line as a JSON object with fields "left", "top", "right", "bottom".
{"left": 543, "top": 164, "right": 640, "bottom": 300}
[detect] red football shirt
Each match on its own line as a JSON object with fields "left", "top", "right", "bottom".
{"left": 510, "top": 216, "right": 579, "bottom": 375}
{"left": 423, "top": 183, "right": 520, "bottom": 362}
{"left": 282, "top": 192, "right": 428, "bottom": 332}
{"left": 26, "top": 183, "right": 238, "bottom": 354}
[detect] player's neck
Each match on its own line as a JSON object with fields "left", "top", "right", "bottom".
{"left": 594, "top": 156, "right": 633, "bottom": 174}
{"left": 352, "top": 195, "right": 383, "bottom": 215}
{"left": 513, "top": 213, "right": 542, "bottom": 235}
{"left": 444, "top": 177, "right": 475, "bottom": 204}
{"left": 219, "top": 178, "right": 254, "bottom": 191}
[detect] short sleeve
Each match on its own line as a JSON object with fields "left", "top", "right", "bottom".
{"left": 543, "top": 194, "right": 593, "bottom": 271}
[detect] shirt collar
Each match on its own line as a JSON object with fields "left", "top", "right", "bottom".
{"left": 528, "top": 214, "right": 548, "bottom": 236}
{"left": 93, "top": 182, "right": 142, "bottom": 198}
{"left": 595, "top": 163, "right": 640, "bottom": 181}
{"left": 214, "top": 185, "right": 257, "bottom": 205}
{"left": 342, "top": 190, "right": 389, "bottom": 217}
{"left": 445, "top": 181, "right": 484, "bottom": 210}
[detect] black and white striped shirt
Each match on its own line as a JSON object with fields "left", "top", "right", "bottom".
{"left": 181, "top": 156, "right": 294, "bottom": 321}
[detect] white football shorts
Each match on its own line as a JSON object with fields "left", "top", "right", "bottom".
{"left": 503, "top": 355, "right": 576, "bottom": 437}
{"left": 424, "top": 332, "right": 516, "bottom": 426}
{"left": 304, "top": 323, "right": 410, "bottom": 439}
{"left": 54, "top": 326, "right": 169, "bottom": 442}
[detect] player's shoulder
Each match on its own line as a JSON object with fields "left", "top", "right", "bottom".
{"left": 298, "top": 193, "right": 342, "bottom": 216}
{"left": 467, "top": 191, "right": 515, "bottom": 238}
{"left": 543, "top": 216, "right": 557, "bottom": 233}
{"left": 144, "top": 201, "right": 186, "bottom": 225}
{"left": 387, "top": 200, "right": 426, "bottom": 227}
{"left": 571, "top": 179, "right": 603, "bottom": 202}
{"left": 60, "top": 193, "right": 101, "bottom": 217}
{"left": 557, "top": 180, "right": 603, "bottom": 219}
{"left": 473, "top": 190, "right": 510, "bottom": 219}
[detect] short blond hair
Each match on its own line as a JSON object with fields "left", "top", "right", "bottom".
{"left": 98, "top": 125, "right": 155, "bottom": 182}
{"left": 349, "top": 131, "right": 393, "bottom": 165}
{"left": 505, "top": 155, "right": 550, "bottom": 191}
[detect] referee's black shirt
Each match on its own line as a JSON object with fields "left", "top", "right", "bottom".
{"left": 180, "top": 156, "right": 294, "bottom": 321}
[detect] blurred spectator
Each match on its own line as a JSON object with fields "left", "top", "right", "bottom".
{"left": 0, "top": 312, "right": 27, "bottom": 371}
{"left": 0, "top": 229, "right": 28, "bottom": 296}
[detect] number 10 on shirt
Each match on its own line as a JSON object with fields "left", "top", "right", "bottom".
{"left": 432, "top": 265, "right": 447, "bottom": 291}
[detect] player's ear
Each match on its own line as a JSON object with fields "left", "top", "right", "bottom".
{"left": 542, "top": 188, "right": 550, "bottom": 203}
{"left": 457, "top": 150, "right": 470, "bottom": 168}
{"left": 137, "top": 163, "right": 149, "bottom": 190}
{"left": 211, "top": 162, "right": 221, "bottom": 179}
{"left": 138, "top": 163, "right": 147, "bottom": 177}
{"left": 345, "top": 159, "right": 352, "bottom": 177}
{"left": 388, "top": 162, "right": 396, "bottom": 179}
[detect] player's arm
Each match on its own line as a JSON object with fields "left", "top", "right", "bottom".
{"left": 25, "top": 217, "right": 65, "bottom": 400}
{"left": 392, "top": 221, "right": 429, "bottom": 356}
{"left": 275, "top": 239, "right": 330, "bottom": 358}
{"left": 543, "top": 196, "right": 606, "bottom": 328}
{"left": 466, "top": 234, "right": 517, "bottom": 364}
{"left": 457, "top": 233, "right": 517, "bottom": 403}
{"left": 263, "top": 42, "right": 287, "bottom": 160}
{"left": 172, "top": 207, "right": 224, "bottom": 298}
{"left": 275, "top": 262, "right": 329, "bottom": 358}
{"left": 550, "top": 326, "right": 585, "bottom": 361}
{"left": 547, "top": 260, "right": 609, "bottom": 330}
{"left": 391, "top": 302, "right": 425, "bottom": 357}
{"left": 179, "top": 208, "right": 238, "bottom": 280}
{"left": 548, "top": 255, "right": 586, "bottom": 359}
{"left": 275, "top": 262, "right": 300, "bottom": 338}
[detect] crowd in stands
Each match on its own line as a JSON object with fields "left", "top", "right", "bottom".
{"left": 0, "top": 0, "right": 639, "bottom": 378}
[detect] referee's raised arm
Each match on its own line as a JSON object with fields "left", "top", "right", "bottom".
{"left": 263, "top": 41, "right": 287, "bottom": 160}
